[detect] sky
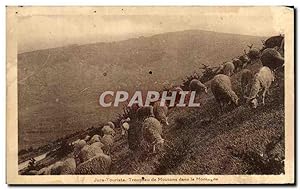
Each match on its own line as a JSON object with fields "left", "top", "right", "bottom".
{"left": 17, "top": 7, "right": 284, "bottom": 53}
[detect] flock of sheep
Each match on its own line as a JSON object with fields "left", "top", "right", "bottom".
{"left": 28, "top": 35, "right": 284, "bottom": 175}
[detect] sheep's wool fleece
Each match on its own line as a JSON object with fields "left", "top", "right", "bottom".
{"left": 75, "top": 154, "right": 112, "bottom": 174}
{"left": 102, "top": 125, "right": 115, "bottom": 136}
{"left": 100, "top": 135, "right": 114, "bottom": 147}
{"left": 153, "top": 101, "right": 168, "bottom": 122}
{"left": 189, "top": 79, "right": 206, "bottom": 92}
{"left": 221, "top": 62, "right": 235, "bottom": 76}
{"left": 249, "top": 66, "right": 274, "bottom": 99}
{"left": 211, "top": 74, "right": 238, "bottom": 103}
{"left": 50, "top": 161, "right": 64, "bottom": 175}
{"left": 79, "top": 144, "right": 104, "bottom": 163}
{"left": 142, "top": 117, "right": 163, "bottom": 143}
{"left": 261, "top": 48, "right": 284, "bottom": 70}
{"left": 89, "top": 135, "right": 101, "bottom": 144}
{"left": 60, "top": 157, "right": 76, "bottom": 174}
{"left": 74, "top": 140, "right": 86, "bottom": 150}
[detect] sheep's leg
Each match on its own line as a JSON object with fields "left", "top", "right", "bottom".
{"left": 262, "top": 88, "right": 267, "bottom": 105}
{"left": 219, "top": 101, "right": 224, "bottom": 112}
{"left": 152, "top": 144, "right": 156, "bottom": 153}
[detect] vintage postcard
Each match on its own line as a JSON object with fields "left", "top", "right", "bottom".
{"left": 6, "top": 6, "right": 294, "bottom": 184}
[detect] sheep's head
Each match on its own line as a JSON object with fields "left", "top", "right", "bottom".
{"left": 230, "top": 93, "right": 239, "bottom": 106}
{"left": 244, "top": 96, "right": 258, "bottom": 108}
{"left": 249, "top": 98, "right": 258, "bottom": 108}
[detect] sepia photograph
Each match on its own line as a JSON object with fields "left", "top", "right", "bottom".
{"left": 6, "top": 6, "right": 294, "bottom": 184}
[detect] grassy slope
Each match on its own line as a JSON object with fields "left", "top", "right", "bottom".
{"left": 109, "top": 65, "right": 284, "bottom": 175}
{"left": 18, "top": 30, "right": 264, "bottom": 150}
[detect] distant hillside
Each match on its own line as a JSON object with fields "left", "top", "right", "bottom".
{"left": 18, "top": 30, "right": 264, "bottom": 150}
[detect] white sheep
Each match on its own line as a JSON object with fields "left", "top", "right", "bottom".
{"left": 121, "top": 122, "right": 130, "bottom": 136}
{"left": 240, "top": 69, "right": 254, "bottom": 97}
{"left": 142, "top": 117, "right": 164, "bottom": 153}
{"left": 75, "top": 154, "right": 112, "bottom": 174}
{"left": 221, "top": 62, "right": 235, "bottom": 76}
{"left": 78, "top": 142, "right": 104, "bottom": 164}
{"left": 100, "top": 134, "right": 114, "bottom": 154}
{"left": 244, "top": 66, "right": 275, "bottom": 108}
{"left": 152, "top": 101, "right": 169, "bottom": 126}
{"left": 101, "top": 125, "right": 116, "bottom": 136}
{"left": 189, "top": 79, "right": 208, "bottom": 94}
{"left": 88, "top": 134, "right": 101, "bottom": 144}
{"left": 211, "top": 74, "right": 239, "bottom": 111}
{"left": 107, "top": 121, "right": 115, "bottom": 129}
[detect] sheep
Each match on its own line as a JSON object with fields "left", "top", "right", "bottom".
{"left": 189, "top": 79, "right": 208, "bottom": 94}
{"left": 88, "top": 134, "right": 101, "bottom": 144}
{"left": 49, "top": 161, "right": 64, "bottom": 175}
{"left": 171, "top": 86, "right": 191, "bottom": 105}
{"left": 248, "top": 48, "right": 261, "bottom": 61}
{"left": 142, "top": 117, "right": 164, "bottom": 153}
{"left": 78, "top": 142, "right": 104, "bottom": 163}
{"left": 37, "top": 167, "right": 51, "bottom": 175}
{"left": 100, "top": 134, "right": 114, "bottom": 154}
{"left": 232, "top": 58, "right": 243, "bottom": 72}
{"left": 263, "top": 35, "right": 284, "bottom": 49}
{"left": 101, "top": 125, "right": 116, "bottom": 136}
{"left": 152, "top": 101, "right": 169, "bottom": 126}
{"left": 73, "top": 139, "right": 87, "bottom": 158}
{"left": 107, "top": 121, "right": 115, "bottom": 129}
{"left": 136, "top": 106, "right": 155, "bottom": 121}
{"left": 244, "top": 66, "right": 275, "bottom": 108}
{"left": 170, "top": 86, "right": 184, "bottom": 105}
{"left": 83, "top": 135, "right": 91, "bottom": 142}
{"left": 75, "top": 154, "right": 112, "bottom": 174}
{"left": 121, "top": 122, "right": 130, "bottom": 136}
{"left": 260, "top": 48, "right": 284, "bottom": 71}
{"left": 240, "top": 69, "right": 254, "bottom": 97}
{"left": 60, "top": 157, "right": 77, "bottom": 174}
{"left": 239, "top": 54, "right": 250, "bottom": 68}
{"left": 221, "top": 62, "right": 235, "bottom": 76}
{"left": 211, "top": 74, "right": 239, "bottom": 111}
